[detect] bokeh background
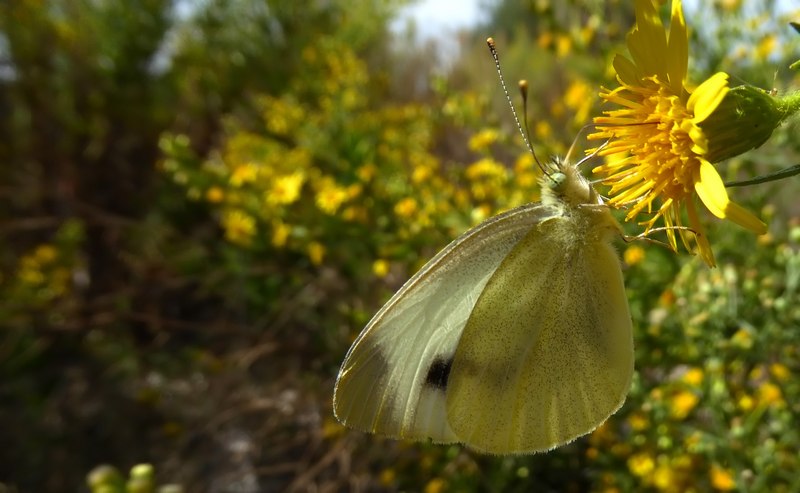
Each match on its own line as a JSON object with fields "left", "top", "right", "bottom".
{"left": 1, "top": 1, "right": 799, "bottom": 491}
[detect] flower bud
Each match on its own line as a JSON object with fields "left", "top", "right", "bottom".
{"left": 700, "top": 85, "right": 795, "bottom": 163}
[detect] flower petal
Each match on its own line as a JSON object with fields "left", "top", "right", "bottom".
{"left": 666, "top": 0, "right": 688, "bottom": 93}
{"left": 686, "top": 199, "right": 716, "bottom": 267}
{"left": 681, "top": 119, "right": 709, "bottom": 155}
{"left": 613, "top": 54, "right": 640, "bottom": 86}
{"left": 693, "top": 160, "right": 766, "bottom": 233}
{"left": 688, "top": 72, "right": 729, "bottom": 123}
{"left": 628, "top": 0, "right": 669, "bottom": 80}
{"left": 724, "top": 202, "right": 767, "bottom": 234}
{"left": 694, "top": 160, "right": 729, "bottom": 219}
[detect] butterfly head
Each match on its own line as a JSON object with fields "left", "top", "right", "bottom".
{"left": 541, "top": 158, "right": 602, "bottom": 208}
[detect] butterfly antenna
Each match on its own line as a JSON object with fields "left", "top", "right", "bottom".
{"left": 486, "top": 38, "right": 547, "bottom": 176}
{"left": 574, "top": 139, "right": 609, "bottom": 170}
{"left": 566, "top": 122, "right": 600, "bottom": 167}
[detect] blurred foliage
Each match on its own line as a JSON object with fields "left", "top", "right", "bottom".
{"left": 1, "top": 0, "right": 799, "bottom": 491}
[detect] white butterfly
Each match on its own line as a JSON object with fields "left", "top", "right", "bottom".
{"left": 333, "top": 156, "right": 633, "bottom": 454}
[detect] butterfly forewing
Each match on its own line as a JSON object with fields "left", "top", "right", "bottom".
{"left": 334, "top": 203, "right": 558, "bottom": 443}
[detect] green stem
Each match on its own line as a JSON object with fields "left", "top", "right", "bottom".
{"left": 725, "top": 163, "right": 800, "bottom": 188}
{"left": 777, "top": 90, "right": 800, "bottom": 122}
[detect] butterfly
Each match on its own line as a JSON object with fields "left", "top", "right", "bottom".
{"left": 333, "top": 154, "right": 634, "bottom": 454}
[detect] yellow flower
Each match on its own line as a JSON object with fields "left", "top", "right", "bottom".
{"left": 35, "top": 245, "right": 58, "bottom": 264}
{"left": 267, "top": 171, "right": 305, "bottom": 206}
{"left": 307, "top": 241, "right": 326, "bottom": 266}
{"left": 555, "top": 34, "right": 572, "bottom": 58}
{"left": 465, "top": 158, "right": 507, "bottom": 181}
{"left": 468, "top": 128, "right": 500, "bottom": 152}
{"left": 537, "top": 31, "right": 553, "bottom": 49}
{"left": 628, "top": 453, "right": 655, "bottom": 477}
{"left": 315, "top": 178, "right": 349, "bottom": 215}
{"left": 682, "top": 367, "right": 704, "bottom": 387}
{"left": 748, "top": 365, "right": 765, "bottom": 381}
{"left": 18, "top": 256, "right": 45, "bottom": 286}
{"left": 652, "top": 463, "right": 675, "bottom": 491}
{"left": 514, "top": 153, "right": 539, "bottom": 189}
{"left": 684, "top": 431, "right": 702, "bottom": 451}
{"left": 271, "top": 221, "right": 292, "bottom": 248}
{"left": 709, "top": 464, "right": 736, "bottom": 491}
{"left": 627, "top": 412, "right": 649, "bottom": 431}
{"left": 346, "top": 183, "right": 362, "bottom": 199}
{"left": 222, "top": 210, "right": 256, "bottom": 246}
{"left": 534, "top": 120, "right": 552, "bottom": 141}
{"left": 589, "top": 0, "right": 766, "bottom": 267}
{"left": 229, "top": 163, "right": 258, "bottom": 187}
{"left": 379, "top": 468, "right": 396, "bottom": 487}
{"left": 769, "top": 363, "right": 791, "bottom": 382}
{"left": 669, "top": 390, "right": 699, "bottom": 420}
{"left": 756, "top": 34, "right": 777, "bottom": 61}
{"left": 580, "top": 17, "right": 598, "bottom": 46}
{"left": 411, "top": 163, "right": 433, "bottom": 184}
{"left": 394, "top": 197, "right": 418, "bottom": 219}
{"left": 731, "top": 328, "right": 753, "bottom": 349}
{"left": 737, "top": 394, "right": 754, "bottom": 412}
{"left": 372, "top": 259, "right": 390, "bottom": 278}
{"left": 563, "top": 78, "right": 594, "bottom": 124}
{"left": 342, "top": 205, "right": 368, "bottom": 223}
{"left": 424, "top": 478, "right": 447, "bottom": 493}
{"left": 466, "top": 158, "right": 507, "bottom": 200}
{"left": 206, "top": 186, "right": 225, "bottom": 203}
{"left": 356, "top": 163, "right": 377, "bottom": 182}
{"left": 623, "top": 245, "right": 646, "bottom": 266}
{"left": 757, "top": 382, "right": 783, "bottom": 407}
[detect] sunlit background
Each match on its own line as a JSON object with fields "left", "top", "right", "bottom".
{"left": 1, "top": 1, "right": 799, "bottom": 492}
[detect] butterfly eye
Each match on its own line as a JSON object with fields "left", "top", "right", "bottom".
{"left": 549, "top": 172, "right": 568, "bottom": 193}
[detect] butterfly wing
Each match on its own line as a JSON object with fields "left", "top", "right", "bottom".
{"left": 446, "top": 213, "right": 634, "bottom": 454}
{"left": 334, "top": 203, "right": 558, "bottom": 443}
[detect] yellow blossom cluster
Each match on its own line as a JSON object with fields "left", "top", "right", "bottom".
{"left": 15, "top": 243, "right": 73, "bottom": 301}
{"left": 7, "top": 220, "right": 84, "bottom": 308}
{"left": 585, "top": 216, "right": 800, "bottom": 491}
{"left": 160, "top": 39, "right": 542, "bottom": 275}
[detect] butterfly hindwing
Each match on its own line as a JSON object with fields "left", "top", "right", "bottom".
{"left": 446, "top": 207, "right": 634, "bottom": 454}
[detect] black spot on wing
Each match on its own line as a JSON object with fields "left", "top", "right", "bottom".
{"left": 425, "top": 356, "right": 453, "bottom": 391}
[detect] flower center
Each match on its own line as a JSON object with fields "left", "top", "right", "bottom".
{"left": 593, "top": 77, "right": 703, "bottom": 222}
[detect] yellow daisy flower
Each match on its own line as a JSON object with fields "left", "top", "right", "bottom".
{"left": 393, "top": 197, "right": 418, "bottom": 219}
{"left": 468, "top": 128, "right": 500, "bottom": 152}
{"left": 589, "top": 0, "right": 768, "bottom": 266}
{"left": 307, "top": 241, "right": 326, "bottom": 266}
{"left": 222, "top": 210, "right": 256, "bottom": 246}
{"left": 627, "top": 453, "right": 655, "bottom": 478}
{"left": 315, "top": 177, "right": 349, "bottom": 215}
{"left": 710, "top": 464, "right": 736, "bottom": 491}
{"left": 205, "top": 186, "right": 225, "bottom": 203}
{"left": 229, "top": 163, "right": 258, "bottom": 187}
{"left": 669, "top": 390, "right": 699, "bottom": 420}
{"left": 266, "top": 171, "right": 305, "bottom": 206}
